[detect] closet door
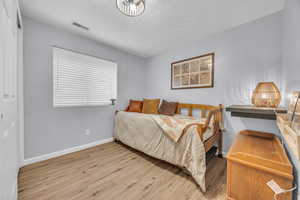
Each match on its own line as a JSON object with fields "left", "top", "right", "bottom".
{"left": 0, "top": 0, "right": 19, "bottom": 199}
{"left": 2, "top": 0, "right": 17, "bottom": 102}
{"left": 0, "top": 1, "right": 4, "bottom": 104}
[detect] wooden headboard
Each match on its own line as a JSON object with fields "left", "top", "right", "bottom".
{"left": 176, "top": 103, "right": 222, "bottom": 117}
{"left": 176, "top": 103, "right": 224, "bottom": 129}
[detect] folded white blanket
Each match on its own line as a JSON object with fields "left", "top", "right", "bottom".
{"left": 152, "top": 114, "right": 213, "bottom": 143}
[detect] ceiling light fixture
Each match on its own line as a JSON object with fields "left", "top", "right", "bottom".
{"left": 116, "top": 0, "right": 145, "bottom": 17}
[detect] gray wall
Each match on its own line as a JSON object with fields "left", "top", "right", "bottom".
{"left": 282, "top": 0, "right": 300, "bottom": 94}
{"left": 144, "top": 13, "right": 283, "bottom": 152}
{"left": 23, "top": 17, "right": 146, "bottom": 159}
{"left": 282, "top": 0, "right": 300, "bottom": 198}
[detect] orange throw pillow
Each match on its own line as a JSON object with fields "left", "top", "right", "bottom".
{"left": 127, "top": 100, "right": 143, "bottom": 112}
{"left": 142, "top": 99, "right": 161, "bottom": 114}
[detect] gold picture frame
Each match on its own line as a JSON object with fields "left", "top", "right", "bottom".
{"left": 287, "top": 91, "right": 300, "bottom": 121}
{"left": 171, "top": 53, "right": 214, "bottom": 89}
{"left": 291, "top": 92, "right": 300, "bottom": 133}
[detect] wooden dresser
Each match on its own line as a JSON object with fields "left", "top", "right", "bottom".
{"left": 227, "top": 130, "right": 294, "bottom": 200}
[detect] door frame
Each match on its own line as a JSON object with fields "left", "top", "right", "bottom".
{"left": 16, "top": 0, "right": 24, "bottom": 167}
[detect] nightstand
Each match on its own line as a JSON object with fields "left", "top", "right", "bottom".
{"left": 226, "top": 130, "right": 293, "bottom": 200}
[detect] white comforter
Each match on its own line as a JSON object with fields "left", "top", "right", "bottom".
{"left": 114, "top": 111, "right": 208, "bottom": 192}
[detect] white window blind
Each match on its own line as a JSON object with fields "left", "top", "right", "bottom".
{"left": 53, "top": 47, "right": 117, "bottom": 107}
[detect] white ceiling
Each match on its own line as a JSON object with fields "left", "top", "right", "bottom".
{"left": 20, "top": 0, "right": 285, "bottom": 57}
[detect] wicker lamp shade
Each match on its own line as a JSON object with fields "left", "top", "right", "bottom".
{"left": 251, "top": 82, "right": 281, "bottom": 108}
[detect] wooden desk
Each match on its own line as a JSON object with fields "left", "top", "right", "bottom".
{"left": 227, "top": 130, "right": 293, "bottom": 200}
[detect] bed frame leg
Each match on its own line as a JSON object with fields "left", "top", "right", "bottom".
{"left": 217, "top": 130, "right": 223, "bottom": 158}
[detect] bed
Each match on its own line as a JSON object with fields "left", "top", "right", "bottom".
{"left": 114, "top": 103, "right": 224, "bottom": 192}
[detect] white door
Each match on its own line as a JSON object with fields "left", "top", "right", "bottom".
{"left": 0, "top": 0, "right": 20, "bottom": 199}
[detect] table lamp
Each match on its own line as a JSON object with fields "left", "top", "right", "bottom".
{"left": 251, "top": 82, "right": 281, "bottom": 108}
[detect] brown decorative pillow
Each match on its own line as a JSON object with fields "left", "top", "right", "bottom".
{"left": 142, "top": 99, "right": 161, "bottom": 114}
{"left": 158, "top": 100, "right": 179, "bottom": 116}
{"left": 127, "top": 100, "right": 143, "bottom": 112}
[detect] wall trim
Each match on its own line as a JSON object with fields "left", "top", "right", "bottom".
{"left": 11, "top": 179, "right": 17, "bottom": 200}
{"left": 18, "top": 16, "right": 24, "bottom": 169}
{"left": 22, "top": 137, "right": 114, "bottom": 166}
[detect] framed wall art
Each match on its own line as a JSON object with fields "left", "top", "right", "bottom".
{"left": 291, "top": 92, "right": 300, "bottom": 133}
{"left": 287, "top": 91, "right": 300, "bottom": 121}
{"left": 171, "top": 53, "right": 214, "bottom": 89}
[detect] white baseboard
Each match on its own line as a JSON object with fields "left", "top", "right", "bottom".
{"left": 22, "top": 138, "right": 114, "bottom": 166}
{"left": 11, "top": 180, "right": 17, "bottom": 200}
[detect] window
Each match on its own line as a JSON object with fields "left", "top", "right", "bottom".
{"left": 53, "top": 47, "right": 117, "bottom": 107}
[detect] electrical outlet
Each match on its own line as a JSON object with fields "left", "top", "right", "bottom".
{"left": 85, "top": 129, "right": 90, "bottom": 136}
{"left": 267, "top": 180, "right": 284, "bottom": 194}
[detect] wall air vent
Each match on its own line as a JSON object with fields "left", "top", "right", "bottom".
{"left": 72, "top": 22, "right": 90, "bottom": 31}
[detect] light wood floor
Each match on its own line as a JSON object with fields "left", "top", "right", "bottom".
{"left": 19, "top": 142, "right": 226, "bottom": 200}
